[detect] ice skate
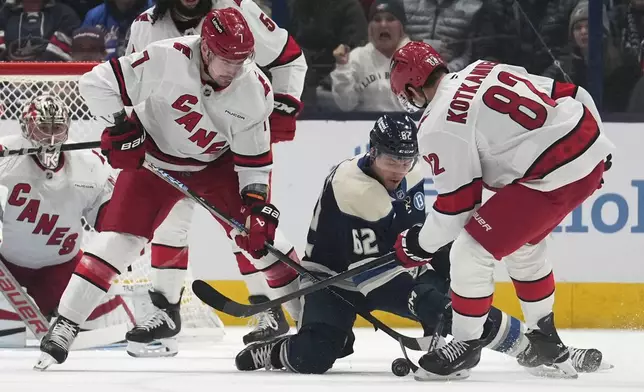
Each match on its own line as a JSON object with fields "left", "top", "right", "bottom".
{"left": 414, "top": 338, "right": 483, "bottom": 381}
{"left": 569, "top": 347, "right": 613, "bottom": 372}
{"left": 126, "top": 290, "right": 181, "bottom": 357}
{"left": 242, "top": 295, "right": 289, "bottom": 345}
{"left": 235, "top": 335, "right": 290, "bottom": 371}
{"left": 34, "top": 316, "right": 80, "bottom": 371}
{"left": 517, "top": 312, "right": 578, "bottom": 379}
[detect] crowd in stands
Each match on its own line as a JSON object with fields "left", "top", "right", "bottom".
{"left": 0, "top": 0, "right": 643, "bottom": 113}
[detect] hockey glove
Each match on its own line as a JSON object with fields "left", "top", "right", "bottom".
{"left": 269, "top": 94, "right": 303, "bottom": 143}
{"left": 100, "top": 111, "right": 146, "bottom": 170}
{"left": 394, "top": 224, "right": 434, "bottom": 269}
{"left": 235, "top": 186, "right": 280, "bottom": 259}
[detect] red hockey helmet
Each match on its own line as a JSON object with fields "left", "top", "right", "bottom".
{"left": 201, "top": 7, "right": 255, "bottom": 62}
{"left": 390, "top": 41, "right": 447, "bottom": 112}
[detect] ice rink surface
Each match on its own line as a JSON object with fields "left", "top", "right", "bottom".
{"left": 1, "top": 327, "right": 642, "bottom": 392}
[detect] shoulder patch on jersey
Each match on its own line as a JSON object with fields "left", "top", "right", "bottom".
{"left": 332, "top": 158, "right": 393, "bottom": 222}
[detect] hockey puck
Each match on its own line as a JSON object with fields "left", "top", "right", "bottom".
{"left": 391, "top": 358, "right": 411, "bottom": 377}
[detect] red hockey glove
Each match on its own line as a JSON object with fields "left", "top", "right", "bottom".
{"left": 235, "top": 186, "right": 280, "bottom": 259}
{"left": 394, "top": 225, "right": 434, "bottom": 269}
{"left": 100, "top": 112, "right": 146, "bottom": 170}
{"left": 269, "top": 94, "right": 303, "bottom": 143}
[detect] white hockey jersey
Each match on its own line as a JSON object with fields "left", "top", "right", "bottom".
{"left": 416, "top": 60, "right": 615, "bottom": 253}
{"left": 78, "top": 35, "right": 275, "bottom": 190}
{"left": 126, "top": 0, "right": 306, "bottom": 100}
{"left": 0, "top": 135, "right": 113, "bottom": 269}
{"left": 331, "top": 38, "right": 410, "bottom": 112}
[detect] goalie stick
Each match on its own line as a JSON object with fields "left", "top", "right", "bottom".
{"left": 0, "top": 141, "right": 100, "bottom": 158}
{"left": 143, "top": 161, "right": 435, "bottom": 352}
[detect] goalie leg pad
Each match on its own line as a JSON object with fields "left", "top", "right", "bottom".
{"left": 0, "top": 304, "right": 26, "bottom": 348}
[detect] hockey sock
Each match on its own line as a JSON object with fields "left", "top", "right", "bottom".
{"left": 151, "top": 244, "right": 188, "bottom": 304}
{"left": 57, "top": 254, "right": 118, "bottom": 325}
{"left": 481, "top": 306, "right": 528, "bottom": 357}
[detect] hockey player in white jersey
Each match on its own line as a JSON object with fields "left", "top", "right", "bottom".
{"left": 36, "top": 7, "right": 302, "bottom": 370}
{"left": 0, "top": 94, "right": 132, "bottom": 347}
{"left": 124, "top": 0, "right": 307, "bottom": 349}
{"left": 389, "top": 41, "right": 615, "bottom": 380}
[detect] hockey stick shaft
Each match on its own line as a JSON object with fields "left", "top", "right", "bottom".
{"left": 144, "top": 161, "right": 431, "bottom": 351}
{"left": 0, "top": 258, "right": 50, "bottom": 340}
{"left": 0, "top": 141, "right": 101, "bottom": 158}
{"left": 192, "top": 252, "right": 394, "bottom": 317}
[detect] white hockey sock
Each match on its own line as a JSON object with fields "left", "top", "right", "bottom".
{"left": 58, "top": 274, "right": 110, "bottom": 325}
{"left": 150, "top": 245, "right": 188, "bottom": 305}
{"left": 152, "top": 269, "right": 186, "bottom": 305}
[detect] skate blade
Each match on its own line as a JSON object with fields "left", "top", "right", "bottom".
{"left": 126, "top": 339, "right": 178, "bottom": 358}
{"left": 525, "top": 361, "right": 579, "bottom": 379}
{"left": 413, "top": 367, "right": 471, "bottom": 381}
{"left": 33, "top": 352, "right": 58, "bottom": 371}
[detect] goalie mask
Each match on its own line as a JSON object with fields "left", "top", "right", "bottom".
{"left": 19, "top": 94, "right": 70, "bottom": 170}
{"left": 200, "top": 8, "right": 255, "bottom": 87}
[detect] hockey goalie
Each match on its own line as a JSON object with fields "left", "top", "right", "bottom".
{"left": 0, "top": 94, "right": 133, "bottom": 348}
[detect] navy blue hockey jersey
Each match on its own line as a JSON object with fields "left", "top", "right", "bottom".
{"left": 302, "top": 154, "right": 426, "bottom": 295}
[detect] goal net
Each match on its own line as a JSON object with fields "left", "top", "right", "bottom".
{"left": 0, "top": 62, "right": 224, "bottom": 342}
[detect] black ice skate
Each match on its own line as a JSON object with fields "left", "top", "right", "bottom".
{"left": 569, "top": 347, "right": 613, "bottom": 372}
{"left": 517, "top": 312, "right": 578, "bottom": 379}
{"left": 126, "top": 290, "right": 182, "bottom": 358}
{"left": 242, "top": 295, "right": 289, "bottom": 345}
{"left": 236, "top": 335, "right": 290, "bottom": 371}
{"left": 414, "top": 338, "right": 483, "bottom": 381}
{"left": 34, "top": 316, "right": 80, "bottom": 371}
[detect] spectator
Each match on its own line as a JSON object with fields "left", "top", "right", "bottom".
{"left": 82, "top": 0, "right": 153, "bottom": 60}
{"left": 543, "top": 0, "right": 641, "bottom": 112}
{"left": 288, "top": 0, "right": 368, "bottom": 108}
{"left": 0, "top": 0, "right": 79, "bottom": 61}
{"left": 536, "top": 0, "right": 591, "bottom": 74}
{"left": 472, "top": 1, "right": 554, "bottom": 73}
{"left": 330, "top": 0, "right": 409, "bottom": 111}
{"left": 58, "top": 0, "right": 103, "bottom": 20}
{"left": 400, "top": 0, "right": 484, "bottom": 72}
{"left": 615, "top": 0, "right": 644, "bottom": 71}
{"left": 71, "top": 26, "right": 106, "bottom": 61}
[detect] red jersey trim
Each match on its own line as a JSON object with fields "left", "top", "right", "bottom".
{"left": 233, "top": 150, "right": 273, "bottom": 168}
{"left": 521, "top": 108, "right": 600, "bottom": 182}
{"left": 433, "top": 178, "right": 483, "bottom": 215}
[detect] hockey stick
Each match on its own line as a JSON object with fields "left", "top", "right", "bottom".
{"left": 190, "top": 254, "right": 394, "bottom": 317}
{"left": 0, "top": 141, "right": 100, "bottom": 158}
{"left": 143, "top": 161, "right": 434, "bottom": 351}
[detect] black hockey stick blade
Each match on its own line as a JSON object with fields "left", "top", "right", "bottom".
{"left": 0, "top": 141, "right": 101, "bottom": 158}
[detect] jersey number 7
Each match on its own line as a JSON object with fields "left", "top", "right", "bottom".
{"left": 482, "top": 71, "right": 558, "bottom": 131}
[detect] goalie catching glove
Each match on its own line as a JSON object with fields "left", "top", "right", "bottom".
{"left": 100, "top": 110, "right": 146, "bottom": 170}
{"left": 394, "top": 224, "right": 433, "bottom": 269}
{"left": 269, "top": 94, "right": 303, "bottom": 143}
{"left": 235, "top": 184, "right": 280, "bottom": 259}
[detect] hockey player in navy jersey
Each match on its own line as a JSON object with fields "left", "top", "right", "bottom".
{"left": 234, "top": 114, "right": 609, "bottom": 377}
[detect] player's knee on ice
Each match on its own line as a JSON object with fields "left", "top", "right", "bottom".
{"left": 284, "top": 323, "right": 354, "bottom": 374}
